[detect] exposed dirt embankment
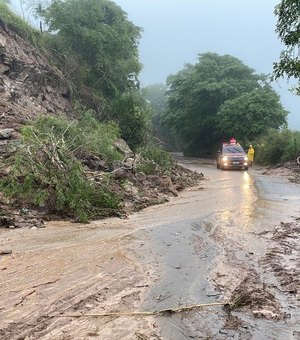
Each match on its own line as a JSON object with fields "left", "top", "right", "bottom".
{"left": 0, "top": 21, "right": 205, "bottom": 227}
{"left": 0, "top": 19, "right": 71, "bottom": 131}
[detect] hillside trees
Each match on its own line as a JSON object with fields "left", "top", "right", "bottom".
{"left": 38, "top": 0, "right": 142, "bottom": 99}
{"left": 163, "top": 53, "right": 287, "bottom": 156}
{"left": 274, "top": 0, "right": 300, "bottom": 92}
{"left": 217, "top": 85, "right": 288, "bottom": 143}
{"left": 108, "top": 92, "right": 151, "bottom": 150}
{"left": 35, "top": 0, "right": 154, "bottom": 151}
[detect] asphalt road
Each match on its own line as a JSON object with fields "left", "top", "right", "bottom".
{"left": 0, "top": 157, "right": 299, "bottom": 339}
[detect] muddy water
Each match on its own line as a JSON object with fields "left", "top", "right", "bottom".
{"left": 135, "top": 157, "right": 300, "bottom": 339}
{"left": 1, "top": 157, "right": 300, "bottom": 339}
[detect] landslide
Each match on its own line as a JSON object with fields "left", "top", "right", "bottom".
{"left": 0, "top": 17, "right": 204, "bottom": 228}
{"left": 0, "top": 18, "right": 71, "bottom": 130}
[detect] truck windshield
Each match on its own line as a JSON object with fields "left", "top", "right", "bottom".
{"left": 223, "top": 146, "right": 245, "bottom": 154}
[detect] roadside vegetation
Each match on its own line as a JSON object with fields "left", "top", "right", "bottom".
{"left": 0, "top": 113, "right": 123, "bottom": 222}
{"left": 161, "top": 53, "right": 288, "bottom": 157}
{"left": 0, "top": 2, "right": 47, "bottom": 49}
{"left": 1, "top": 0, "right": 300, "bottom": 223}
{"left": 255, "top": 129, "right": 300, "bottom": 165}
{"left": 0, "top": 1, "right": 170, "bottom": 222}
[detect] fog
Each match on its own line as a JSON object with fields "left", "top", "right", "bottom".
{"left": 113, "top": 0, "right": 299, "bottom": 130}
{"left": 10, "top": 0, "right": 300, "bottom": 129}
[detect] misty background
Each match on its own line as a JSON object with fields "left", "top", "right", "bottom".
{"left": 10, "top": 0, "right": 300, "bottom": 129}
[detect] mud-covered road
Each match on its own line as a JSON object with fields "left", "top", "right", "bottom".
{"left": 1, "top": 157, "right": 300, "bottom": 339}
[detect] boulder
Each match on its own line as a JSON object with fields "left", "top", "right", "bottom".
{"left": 113, "top": 138, "right": 134, "bottom": 158}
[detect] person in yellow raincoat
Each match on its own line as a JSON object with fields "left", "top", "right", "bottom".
{"left": 247, "top": 145, "right": 255, "bottom": 166}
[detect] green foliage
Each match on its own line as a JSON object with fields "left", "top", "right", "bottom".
{"left": 108, "top": 92, "right": 151, "bottom": 151}
{"left": 135, "top": 161, "right": 157, "bottom": 176}
{"left": 162, "top": 52, "right": 287, "bottom": 156}
{"left": 38, "top": 0, "right": 142, "bottom": 99}
{"left": 274, "top": 0, "right": 300, "bottom": 91}
{"left": 30, "top": 112, "right": 122, "bottom": 162}
{"left": 0, "top": 3, "right": 43, "bottom": 47}
{"left": 255, "top": 129, "right": 300, "bottom": 165}
{"left": 217, "top": 85, "right": 288, "bottom": 144}
{"left": 140, "top": 144, "right": 173, "bottom": 174}
{"left": 0, "top": 114, "right": 122, "bottom": 222}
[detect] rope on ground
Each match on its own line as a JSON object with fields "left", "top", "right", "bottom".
{"left": 57, "top": 301, "right": 229, "bottom": 318}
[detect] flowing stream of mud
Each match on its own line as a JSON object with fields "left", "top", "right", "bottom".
{"left": 0, "top": 156, "right": 299, "bottom": 339}
{"left": 136, "top": 157, "right": 300, "bottom": 339}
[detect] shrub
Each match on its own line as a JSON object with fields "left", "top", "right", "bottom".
{"left": 141, "top": 145, "right": 173, "bottom": 172}
{"left": 31, "top": 112, "right": 122, "bottom": 163}
{"left": 135, "top": 144, "right": 173, "bottom": 175}
{"left": 0, "top": 114, "right": 122, "bottom": 222}
{"left": 0, "top": 3, "right": 47, "bottom": 49}
{"left": 109, "top": 92, "right": 151, "bottom": 151}
{"left": 255, "top": 129, "right": 300, "bottom": 165}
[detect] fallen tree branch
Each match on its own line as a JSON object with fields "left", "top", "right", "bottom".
{"left": 56, "top": 302, "right": 228, "bottom": 318}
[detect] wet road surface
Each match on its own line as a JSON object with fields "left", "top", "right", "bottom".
{"left": 138, "top": 157, "right": 300, "bottom": 339}
{"left": 0, "top": 156, "right": 300, "bottom": 339}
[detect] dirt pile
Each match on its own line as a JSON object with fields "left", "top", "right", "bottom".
{"left": 262, "top": 161, "right": 300, "bottom": 183}
{"left": 228, "top": 269, "right": 285, "bottom": 320}
{"left": 1, "top": 165, "right": 204, "bottom": 228}
{"left": 0, "top": 21, "right": 205, "bottom": 227}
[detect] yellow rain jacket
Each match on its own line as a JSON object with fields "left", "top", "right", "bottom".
{"left": 247, "top": 146, "right": 254, "bottom": 161}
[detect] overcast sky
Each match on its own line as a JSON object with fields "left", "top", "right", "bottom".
{"left": 112, "top": 0, "right": 299, "bottom": 130}
{"left": 10, "top": 0, "right": 300, "bottom": 129}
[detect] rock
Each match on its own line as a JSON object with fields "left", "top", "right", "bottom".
{"left": 0, "top": 250, "right": 12, "bottom": 255}
{"left": 0, "top": 216, "right": 15, "bottom": 228}
{"left": 0, "top": 24, "right": 71, "bottom": 131}
{"left": 113, "top": 139, "right": 134, "bottom": 158}
{"left": 0, "top": 128, "right": 14, "bottom": 139}
{"left": 252, "top": 309, "right": 280, "bottom": 320}
{"left": 123, "top": 157, "right": 135, "bottom": 168}
{"left": 82, "top": 154, "right": 109, "bottom": 171}
{"left": 113, "top": 168, "right": 130, "bottom": 180}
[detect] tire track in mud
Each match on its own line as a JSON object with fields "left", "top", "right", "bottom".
{"left": 208, "top": 214, "right": 300, "bottom": 339}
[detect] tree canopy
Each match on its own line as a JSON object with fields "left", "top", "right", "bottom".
{"left": 38, "top": 0, "right": 142, "bottom": 99}
{"left": 163, "top": 53, "right": 287, "bottom": 156}
{"left": 217, "top": 86, "right": 288, "bottom": 142}
{"left": 274, "top": 0, "right": 300, "bottom": 92}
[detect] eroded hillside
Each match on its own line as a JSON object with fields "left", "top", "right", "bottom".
{"left": 0, "top": 19, "right": 71, "bottom": 131}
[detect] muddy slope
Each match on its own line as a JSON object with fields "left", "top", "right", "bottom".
{"left": 0, "top": 19, "right": 71, "bottom": 131}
